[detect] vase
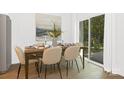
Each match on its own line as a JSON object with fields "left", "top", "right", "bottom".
{"left": 52, "top": 38, "right": 57, "bottom": 47}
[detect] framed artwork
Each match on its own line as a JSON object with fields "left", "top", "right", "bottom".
{"left": 35, "top": 13, "right": 61, "bottom": 42}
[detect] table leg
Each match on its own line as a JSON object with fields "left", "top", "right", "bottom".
{"left": 25, "top": 54, "right": 29, "bottom": 79}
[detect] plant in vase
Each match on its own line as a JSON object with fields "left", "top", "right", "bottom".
{"left": 48, "top": 23, "right": 62, "bottom": 46}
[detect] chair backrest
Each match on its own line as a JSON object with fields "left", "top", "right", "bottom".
{"left": 42, "top": 47, "right": 62, "bottom": 65}
{"left": 15, "top": 47, "right": 25, "bottom": 64}
{"left": 64, "top": 46, "right": 80, "bottom": 60}
{"left": 75, "top": 42, "right": 83, "bottom": 52}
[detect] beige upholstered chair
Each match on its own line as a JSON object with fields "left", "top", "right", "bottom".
{"left": 15, "top": 46, "right": 40, "bottom": 79}
{"left": 75, "top": 42, "right": 85, "bottom": 69}
{"left": 64, "top": 46, "right": 80, "bottom": 76}
{"left": 41, "top": 46, "right": 62, "bottom": 79}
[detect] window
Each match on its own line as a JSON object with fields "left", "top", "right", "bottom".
{"left": 79, "top": 14, "right": 105, "bottom": 64}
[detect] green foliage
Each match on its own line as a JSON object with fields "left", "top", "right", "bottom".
{"left": 80, "top": 14, "right": 105, "bottom": 53}
{"left": 83, "top": 20, "right": 89, "bottom": 46}
{"left": 90, "top": 14, "right": 104, "bottom": 51}
{"left": 48, "top": 23, "right": 62, "bottom": 38}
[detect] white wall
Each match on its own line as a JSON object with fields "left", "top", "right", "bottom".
{"left": 8, "top": 13, "right": 73, "bottom": 64}
{"left": 104, "top": 14, "right": 113, "bottom": 72}
{"left": 8, "top": 13, "right": 36, "bottom": 64}
{"left": 103, "top": 13, "right": 124, "bottom": 76}
{"left": 111, "top": 13, "right": 124, "bottom": 76}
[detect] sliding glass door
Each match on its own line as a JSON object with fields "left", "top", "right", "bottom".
{"left": 79, "top": 14, "right": 105, "bottom": 64}
{"left": 90, "top": 15, "right": 104, "bottom": 64}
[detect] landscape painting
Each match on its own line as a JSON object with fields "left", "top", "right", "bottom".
{"left": 36, "top": 14, "right": 61, "bottom": 41}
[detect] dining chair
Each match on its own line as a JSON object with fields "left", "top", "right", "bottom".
{"left": 15, "top": 46, "right": 40, "bottom": 79}
{"left": 63, "top": 46, "right": 80, "bottom": 76}
{"left": 75, "top": 43, "right": 85, "bottom": 69}
{"left": 40, "top": 46, "right": 62, "bottom": 79}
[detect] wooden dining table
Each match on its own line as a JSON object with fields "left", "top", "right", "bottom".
{"left": 24, "top": 46, "right": 87, "bottom": 79}
{"left": 80, "top": 46, "right": 88, "bottom": 69}
{"left": 25, "top": 47, "right": 45, "bottom": 79}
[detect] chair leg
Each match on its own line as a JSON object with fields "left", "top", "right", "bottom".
{"left": 40, "top": 62, "right": 43, "bottom": 73}
{"left": 35, "top": 62, "right": 40, "bottom": 77}
{"left": 66, "top": 61, "right": 68, "bottom": 77}
{"left": 45, "top": 65, "right": 47, "bottom": 79}
{"left": 37, "top": 62, "right": 40, "bottom": 78}
{"left": 75, "top": 59, "right": 80, "bottom": 73}
{"left": 51, "top": 65, "right": 52, "bottom": 71}
{"left": 69, "top": 61, "right": 71, "bottom": 67}
{"left": 17, "top": 64, "right": 21, "bottom": 79}
{"left": 35, "top": 62, "right": 39, "bottom": 72}
{"left": 80, "top": 55, "right": 84, "bottom": 69}
{"left": 72, "top": 60, "right": 73, "bottom": 67}
{"left": 54, "top": 64, "right": 56, "bottom": 71}
{"left": 57, "top": 63, "right": 62, "bottom": 79}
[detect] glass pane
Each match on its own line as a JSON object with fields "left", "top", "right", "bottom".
{"left": 90, "top": 15, "right": 105, "bottom": 64}
{"left": 79, "top": 20, "right": 88, "bottom": 57}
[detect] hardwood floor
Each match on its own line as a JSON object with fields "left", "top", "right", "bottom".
{"left": 0, "top": 58, "right": 124, "bottom": 79}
